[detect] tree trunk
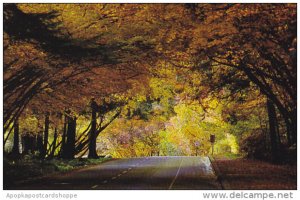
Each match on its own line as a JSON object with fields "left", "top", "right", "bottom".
{"left": 267, "top": 99, "right": 280, "bottom": 162}
{"left": 235, "top": 63, "right": 296, "bottom": 146}
{"left": 88, "top": 99, "right": 98, "bottom": 158}
{"left": 22, "top": 134, "right": 37, "bottom": 154}
{"left": 49, "top": 127, "right": 58, "bottom": 158}
{"left": 274, "top": 108, "right": 281, "bottom": 147}
{"left": 75, "top": 110, "right": 120, "bottom": 155}
{"left": 64, "top": 116, "right": 76, "bottom": 159}
{"left": 41, "top": 112, "right": 50, "bottom": 158}
{"left": 60, "top": 112, "right": 68, "bottom": 158}
{"left": 37, "top": 131, "right": 44, "bottom": 158}
{"left": 21, "top": 135, "right": 27, "bottom": 154}
{"left": 11, "top": 120, "right": 20, "bottom": 156}
{"left": 31, "top": 134, "right": 37, "bottom": 153}
{"left": 290, "top": 109, "right": 297, "bottom": 144}
{"left": 22, "top": 134, "right": 30, "bottom": 154}
{"left": 284, "top": 109, "right": 297, "bottom": 146}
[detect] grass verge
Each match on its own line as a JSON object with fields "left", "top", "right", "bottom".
{"left": 4, "top": 155, "right": 111, "bottom": 187}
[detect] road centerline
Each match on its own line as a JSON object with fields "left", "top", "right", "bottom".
{"left": 13, "top": 156, "right": 221, "bottom": 189}
{"left": 168, "top": 157, "right": 183, "bottom": 189}
{"left": 91, "top": 185, "right": 98, "bottom": 189}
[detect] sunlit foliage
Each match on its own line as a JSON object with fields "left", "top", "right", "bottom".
{"left": 4, "top": 4, "right": 296, "bottom": 162}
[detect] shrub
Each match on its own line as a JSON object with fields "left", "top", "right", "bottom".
{"left": 240, "top": 131, "right": 270, "bottom": 160}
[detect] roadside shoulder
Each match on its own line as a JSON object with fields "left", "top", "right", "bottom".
{"left": 208, "top": 156, "right": 231, "bottom": 190}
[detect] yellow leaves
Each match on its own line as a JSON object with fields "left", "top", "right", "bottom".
{"left": 19, "top": 115, "right": 39, "bottom": 134}
{"left": 228, "top": 92, "right": 266, "bottom": 116}
{"left": 18, "top": 4, "right": 52, "bottom": 14}
{"left": 5, "top": 4, "right": 289, "bottom": 158}
{"left": 206, "top": 98, "right": 219, "bottom": 110}
{"left": 215, "top": 133, "right": 239, "bottom": 154}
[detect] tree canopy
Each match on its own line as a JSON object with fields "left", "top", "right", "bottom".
{"left": 3, "top": 3, "right": 296, "bottom": 163}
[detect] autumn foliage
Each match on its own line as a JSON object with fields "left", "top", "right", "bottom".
{"left": 3, "top": 4, "right": 296, "bottom": 163}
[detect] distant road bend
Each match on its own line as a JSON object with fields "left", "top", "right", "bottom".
{"left": 12, "top": 156, "right": 222, "bottom": 190}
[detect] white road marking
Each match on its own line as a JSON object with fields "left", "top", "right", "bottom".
{"left": 54, "top": 182, "right": 70, "bottom": 185}
{"left": 111, "top": 176, "right": 117, "bottom": 180}
{"left": 128, "top": 168, "right": 132, "bottom": 170}
{"left": 118, "top": 174, "right": 122, "bottom": 177}
{"left": 91, "top": 185, "right": 98, "bottom": 189}
{"left": 168, "top": 158, "right": 183, "bottom": 190}
{"left": 102, "top": 180, "right": 108, "bottom": 184}
{"left": 122, "top": 170, "right": 127, "bottom": 174}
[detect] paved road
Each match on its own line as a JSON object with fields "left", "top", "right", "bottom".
{"left": 11, "top": 156, "right": 221, "bottom": 190}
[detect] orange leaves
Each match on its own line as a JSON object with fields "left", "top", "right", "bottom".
{"left": 3, "top": 3, "right": 296, "bottom": 144}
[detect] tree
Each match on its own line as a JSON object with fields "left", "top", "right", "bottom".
{"left": 63, "top": 114, "right": 77, "bottom": 159}
{"left": 185, "top": 4, "right": 296, "bottom": 146}
{"left": 41, "top": 112, "right": 50, "bottom": 159}
{"left": 88, "top": 98, "right": 98, "bottom": 158}
{"left": 3, "top": 4, "right": 296, "bottom": 162}
{"left": 11, "top": 120, "right": 20, "bottom": 157}
{"left": 3, "top": 3, "right": 157, "bottom": 138}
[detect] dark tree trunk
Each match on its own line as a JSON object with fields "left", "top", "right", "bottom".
{"left": 21, "top": 135, "right": 27, "bottom": 154}
{"left": 41, "top": 112, "right": 50, "bottom": 158}
{"left": 285, "top": 118, "right": 293, "bottom": 146}
{"left": 11, "top": 120, "right": 20, "bottom": 156}
{"left": 22, "top": 134, "right": 37, "bottom": 154}
{"left": 88, "top": 99, "right": 98, "bottom": 158}
{"left": 75, "top": 110, "right": 120, "bottom": 155}
{"left": 284, "top": 109, "right": 297, "bottom": 146}
{"left": 37, "top": 131, "right": 44, "bottom": 158}
{"left": 291, "top": 109, "right": 297, "bottom": 144}
{"left": 22, "top": 134, "right": 30, "bottom": 154}
{"left": 267, "top": 99, "right": 280, "bottom": 162}
{"left": 60, "top": 112, "right": 68, "bottom": 158}
{"left": 49, "top": 127, "right": 58, "bottom": 158}
{"left": 64, "top": 116, "right": 76, "bottom": 159}
{"left": 30, "top": 135, "right": 36, "bottom": 153}
{"left": 274, "top": 109, "right": 281, "bottom": 147}
{"left": 233, "top": 63, "right": 296, "bottom": 146}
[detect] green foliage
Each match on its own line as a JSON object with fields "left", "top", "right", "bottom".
{"left": 4, "top": 155, "right": 110, "bottom": 185}
{"left": 214, "top": 134, "right": 239, "bottom": 155}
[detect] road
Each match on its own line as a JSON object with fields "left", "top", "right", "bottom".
{"left": 11, "top": 156, "right": 221, "bottom": 190}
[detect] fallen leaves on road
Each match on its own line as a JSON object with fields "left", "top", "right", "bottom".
{"left": 214, "top": 158, "right": 296, "bottom": 190}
